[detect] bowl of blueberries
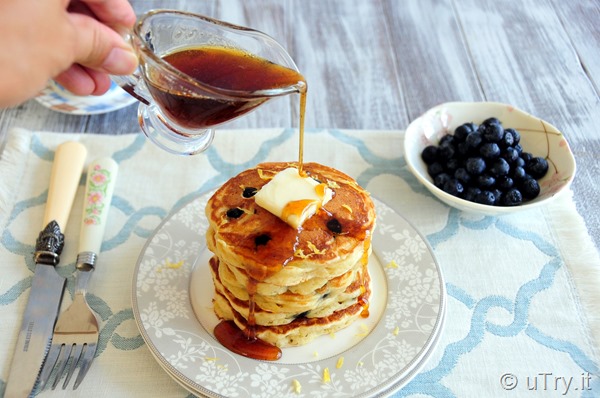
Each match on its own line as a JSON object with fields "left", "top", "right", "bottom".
{"left": 404, "top": 102, "right": 576, "bottom": 215}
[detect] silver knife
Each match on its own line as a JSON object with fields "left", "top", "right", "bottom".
{"left": 5, "top": 141, "right": 87, "bottom": 398}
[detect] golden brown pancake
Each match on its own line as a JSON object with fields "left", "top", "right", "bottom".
{"left": 205, "top": 162, "right": 376, "bottom": 347}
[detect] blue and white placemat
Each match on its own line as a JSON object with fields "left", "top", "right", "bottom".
{"left": 0, "top": 128, "right": 598, "bottom": 397}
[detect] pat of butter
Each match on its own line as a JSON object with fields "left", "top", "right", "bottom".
{"left": 255, "top": 167, "right": 333, "bottom": 229}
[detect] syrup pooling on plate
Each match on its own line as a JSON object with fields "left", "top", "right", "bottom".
{"left": 214, "top": 320, "right": 282, "bottom": 361}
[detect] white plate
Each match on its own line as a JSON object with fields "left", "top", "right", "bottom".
{"left": 34, "top": 81, "right": 136, "bottom": 115}
{"left": 132, "top": 192, "right": 446, "bottom": 397}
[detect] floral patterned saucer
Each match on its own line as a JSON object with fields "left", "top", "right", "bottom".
{"left": 34, "top": 80, "right": 136, "bottom": 115}
{"left": 132, "top": 193, "right": 446, "bottom": 397}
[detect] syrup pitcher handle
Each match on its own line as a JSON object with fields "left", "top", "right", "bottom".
{"left": 111, "top": 70, "right": 151, "bottom": 106}
{"left": 111, "top": 34, "right": 151, "bottom": 105}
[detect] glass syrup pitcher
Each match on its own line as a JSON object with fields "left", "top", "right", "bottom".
{"left": 113, "top": 9, "right": 306, "bottom": 155}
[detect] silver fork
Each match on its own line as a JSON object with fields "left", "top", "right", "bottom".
{"left": 38, "top": 157, "right": 118, "bottom": 390}
{"left": 38, "top": 253, "right": 100, "bottom": 390}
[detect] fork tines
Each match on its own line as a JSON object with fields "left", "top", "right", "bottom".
{"left": 39, "top": 340, "right": 97, "bottom": 390}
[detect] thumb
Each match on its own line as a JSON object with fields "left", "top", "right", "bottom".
{"left": 68, "top": 12, "right": 138, "bottom": 75}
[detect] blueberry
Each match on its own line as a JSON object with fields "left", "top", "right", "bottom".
{"left": 520, "top": 178, "right": 541, "bottom": 199}
{"left": 454, "top": 123, "right": 477, "bottom": 141}
{"left": 421, "top": 145, "right": 439, "bottom": 165}
{"left": 443, "top": 178, "right": 464, "bottom": 197}
{"left": 490, "top": 158, "right": 510, "bottom": 177}
{"left": 447, "top": 158, "right": 462, "bottom": 173}
{"left": 242, "top": 187, "right": 258, "bottom": 198}
{"left": 427, "top": 162, "right": 445, "bottom": 177}
{"left": 513, "top": 143, "right": 524, "bottom": 155}
{"left": 464, "top": 122, "right": 479, "bottom": 131}
{"left": 463, "top": 186, "right": 481, "bottom": 201}
{"left": 255, "top": 234, "right": 271, "bottom": 246}
{"left": 482, "top": 117, "right": 501, "bottom": 126}
{"left": 457, "top": 142, "right": 470, "bottom": 157}
{"left": 510, "top": 166, "right": 527, "bottom": 182}
{"left": 439, "top": 135, "right": 456, "bottom": 147}
{"left": 421, "top": 117, "right": 540, "bottom": 207}
{"left": 526, "top": 157, "right": 549, "bottom": 179}
{"left": 509, "top": 128, "right": 521, "bottom": 144}
{"left": 521, "top": 152, "right": 533, "bottom": 164}
{"left": 480, "top": 122, "right": 504, "bottom": 142}
{"left": 327, "top": 218, "right": 343, "bottom": 233}
{"left": 492, "top": 189, "right": 503, "bottom": 205}
{"left": 474, "top": 190, "right": 496, "bottom": 205}
{"left": 496, "top": 176, "right": 514, "bottom": 190}
{"left": 434, "top": 172, "right": 452, "bottom": 189}
{"left": 466, "top": 132, "right": 483, "bottom": 150}
{"left": 513, "top": 157, "right": 526, "bottom": 168}
{"left": 226, "top": 208, "right": 244, "bottom": 218}
{"left": 294, "top": 311, "right": 309, "bottom": 319}
{"left": 454, "top": 168, "right": 471, "bottom": 184}
{"left": 466, "top": 157, "right": 486, "bottom": 175}
{"left": 501, "top": 147, "right": 520, "bottom": 164}
{"left": 480, "top": 142, "right": 501, "bottom": 159}
{"left": 502, "top": 189, "right": 523, "bottom": 206}
{"left": 476, "top": 174, "right": 496, "bottom": 189}
{"left": 501, "top": 128, "right": 517, "bottom": 147}
{"left": 438, "top": 144, "right": 456, "bottom": 161}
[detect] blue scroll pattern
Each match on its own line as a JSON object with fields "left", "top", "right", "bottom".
{"left": 1, "top": 128, "right": 598, "bottom": 397}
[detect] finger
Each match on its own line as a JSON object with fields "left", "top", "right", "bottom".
{"left": 83, "top": 67, "right": 112, "bottom": 95}
{"left": 67, "top": 12, "right": 138, "bottom": 75}
{"left": 54, "top": 64, "right": 96, "bottom": 96}
{"left": 55, "top": 65, "right": 112, "bottom": 96}
{"left": 77, "top": 0, "right": 136, "bottom": 31}
{"left": 85, "top": 68, "right": 111, "bottom": 95}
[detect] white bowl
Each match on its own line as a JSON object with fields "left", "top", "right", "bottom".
{"left": 404, "top": 101, "right": 576, "bottom": 215}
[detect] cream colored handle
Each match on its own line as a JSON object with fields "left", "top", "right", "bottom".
{"left": 79, "top": 158, "right": 118, "bottom": 254}
{"left": 42, "top": 142, "right": 87, "bottom": 231}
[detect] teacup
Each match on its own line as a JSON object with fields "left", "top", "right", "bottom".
{"left": 113, "top": 9, "right": 305, "bottom": 155}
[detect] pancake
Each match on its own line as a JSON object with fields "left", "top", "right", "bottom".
{"left": 205, "top": 162, "right": 376, "bottom": 348}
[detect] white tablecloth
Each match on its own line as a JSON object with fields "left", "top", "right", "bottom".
{"left": 1, "top": 128, "right": 598, "bottom": 397}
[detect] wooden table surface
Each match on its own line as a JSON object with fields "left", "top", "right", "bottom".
{"left": 1, "top": 0, "right": 599, "bottom": 250}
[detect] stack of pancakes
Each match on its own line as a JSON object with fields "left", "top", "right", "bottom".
{"left": 205, "top": 162, "right": 376, "bottom": 347}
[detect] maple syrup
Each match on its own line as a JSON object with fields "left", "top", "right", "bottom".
{"left": 359, "top": 233, "right": 372, "bottom": 317}
{"left": 187, "top": 46, "right": 307, "bottom": 360}
{"left": 198, "top": 45, "right": 369, "bottom": 362}
{"left": 214, "top": 321, "right": 282, "bottom": 361}
{"left": 146, "top": 46, "right": 307, "bottom": 131}
{"left": 297, "top": 88, "right": 307, "bottom": 174}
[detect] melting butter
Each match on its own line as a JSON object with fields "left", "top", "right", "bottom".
{"left": 255, "top": 167, "right": 333, "bottom": 229}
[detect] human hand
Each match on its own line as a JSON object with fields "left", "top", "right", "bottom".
{"left": 0, "top": 0, "right": 138, "bottom": 108}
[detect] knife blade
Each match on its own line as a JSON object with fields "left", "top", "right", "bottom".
{"left": 5, "top": 141, "right": 87, "bottom": 398}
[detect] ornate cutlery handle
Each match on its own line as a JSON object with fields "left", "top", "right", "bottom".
{"left": 35, "top": 141, "right": 87, "bottom": 266}
{"left": 77, "top": 157, "right": 118, "bottom": 271}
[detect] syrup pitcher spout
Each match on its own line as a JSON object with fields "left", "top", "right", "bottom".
{"left": 111, "top": 9, "right": 305, "bottom": 156}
